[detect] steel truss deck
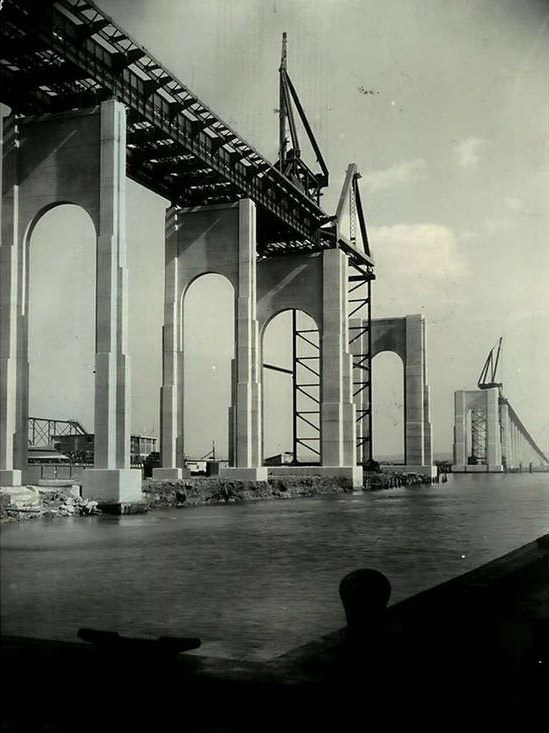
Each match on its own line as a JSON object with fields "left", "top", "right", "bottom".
{"left": 0, "top": 0, "right": 368, "bottom": 262}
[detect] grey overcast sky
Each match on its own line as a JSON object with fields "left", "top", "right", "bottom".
{"left": 27, "top": 0, "right": 549, "bottom": 460}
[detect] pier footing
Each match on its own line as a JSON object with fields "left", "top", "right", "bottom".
{"left": 0, "top": 470, "right": 22, "bottom": 487}
{"left": 219, "top": 467, "right": 269, "bottom": 482}
{"left": 81, "top": 468, "right": 143, "bottom": 509}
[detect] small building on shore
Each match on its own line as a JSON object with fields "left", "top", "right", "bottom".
{"left": 52, "top": 434, "right": 157, "bottom": 465}
{"left": 264, "top": 452, "right": 294, "bottom": 466}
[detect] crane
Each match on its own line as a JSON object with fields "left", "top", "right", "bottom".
{"left": 477, "top": 337, "right": 503, "bottom": 392}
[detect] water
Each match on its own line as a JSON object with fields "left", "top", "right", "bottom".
{"left": 1, "top": 473, "right": 548, "bottom": 661}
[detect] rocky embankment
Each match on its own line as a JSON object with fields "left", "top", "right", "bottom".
{"left": 1, "top": 471, "right": 438, "bottom": 523}
{"left": 142, "top": 475, "right": 346, "bottom": 510}
{"left": 0, "top": 485, "right": 100, "bottom": 523}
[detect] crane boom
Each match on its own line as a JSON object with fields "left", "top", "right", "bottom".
{"left": 477, "top": 337, "right": 503, "bottom": 390}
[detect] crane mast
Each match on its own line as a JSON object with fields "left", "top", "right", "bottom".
{"left": 477, "top": 337, "right": 503, "bottom": 392}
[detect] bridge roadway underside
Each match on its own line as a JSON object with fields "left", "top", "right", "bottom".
{"left": 0, "top": 0, "right": 331, "bottom": 253}
{"left": 452, "top": 388, "right": 549, "bottom": 472}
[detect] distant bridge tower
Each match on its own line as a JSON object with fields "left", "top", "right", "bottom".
{"left": 452, "top": 340, "right": 549, "bottom": 472}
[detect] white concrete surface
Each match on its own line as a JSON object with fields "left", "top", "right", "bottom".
{"left": 81, "top": 468, "right": 143, "bottom": 504}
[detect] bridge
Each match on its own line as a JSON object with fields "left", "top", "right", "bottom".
{"left": 0, "top": 0, "right": 385, "bottom": 506}
{"left": 0, "top": 0, "right": 374, "bottom": 262}
{"left": 5, "top": 2, "right": 541, "bottom": 510}
{"left": 452, "top": 340, "right": 549, "bottom": 472}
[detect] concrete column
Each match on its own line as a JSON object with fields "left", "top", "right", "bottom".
{"left": 320, "top": 250, "right": 360, "bottom": 487}
{"left": 0, "top": 110, "right": 23, "bottom": 486}
{"left": 422, "top": 319, "right": 433, "bottom": 466}
{"left": 321, "top": 249, "right": 344, "bottom": 465}
{"left": 228, "top": 358, "right": 236, "bottom": 466}
{"left": 453, "top": 390, "right": 467, "bottom": 470}
{"left": 518, "top": 426, "right": 525, "bottom": 467}
{"left": 515, "top": 425, "right": 520, "bottom": 468}
{"left": 81, "top": 101, "right": 142, "bottom": 506}
{"left": 423, "top": 385, "right": 433, "bottom": 466}
{"left": 499, "top": 401, "right": 510, "bottom": 470}
{"left": 341, "top": 261, "right": 356, "bottom": 467}
{"left": 485, "top": 388, "right": 503, "bottom": 471}
{"left": 220, "top": 200, "right": 266, "bottom": 481}
{"left": 154, "top": 207, "right": 184, "bottom": 480}
{"left": 404, "top": 315, "right": 424, "bottom": 466}
{"left": 235, "top": 200, "right": 260, "bottom": 467}
{"left": 510, "top": 422, "right": 517, "bottom": 468}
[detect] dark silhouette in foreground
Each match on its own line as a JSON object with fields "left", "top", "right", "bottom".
{"left": 1, "top": 536, "right": 547, "bottom": 732}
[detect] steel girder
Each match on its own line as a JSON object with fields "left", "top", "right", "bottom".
{"left": 0, "top": 0, "right": 331, "bottom": 249}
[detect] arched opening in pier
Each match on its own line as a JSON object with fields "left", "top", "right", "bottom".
{"left": 262, "top": 309, "right": 320, "bottom": 464}
{"left": 183, "top": 274, "right": 234, "bottom": 462}
{"left": 372, "top": 351, "right": 404, "bottom": 464}
{"left": 28, "top": 204, "right": 96, "bottom": 439}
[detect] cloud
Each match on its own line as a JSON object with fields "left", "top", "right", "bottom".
{"left": 370, "top": 224, "right": 466, "bottom": 277}
{"left": 369, "top": 224, "right": 468, "bottom": 315}
{"left": 453, "top": 137, "right": 486, "bottom": 169}
{"left": 484, "top": 216, "right": 512, "bottom": 236}
{"left": 504, "top": 197, "right": 523, "bottom": 212}
{"left": 363, "top": 158, "right": 426, "bottom": 192}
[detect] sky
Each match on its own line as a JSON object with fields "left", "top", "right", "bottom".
{"left": 27, "top": 0, "right": 549, "bottom": 460}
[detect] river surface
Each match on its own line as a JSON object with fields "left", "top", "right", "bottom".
{"left": 2, "top": 473, "right": 548, "bottom": 661}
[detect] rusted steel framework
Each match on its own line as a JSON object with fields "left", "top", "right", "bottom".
{"left": 27, "top": 416, "right": 88, "bottom": 448}
{"left": 1, "top": 0, "right": 371, "bottom": 264}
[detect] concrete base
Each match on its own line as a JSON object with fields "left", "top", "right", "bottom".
{"left": 0, "top": 469, "right": 22, "bottom": 487}
{"left": 219, "top": 467, "right": 269, "bottom": 482}
{"left": 81, "top": 468, "right": 143, "bottom": 506}
{"left": 452, "top": 464, "right": 504, "bottom": 473}
{"left": 152, "top": 467, "right": 189, "bottom": 481}
{"left": 380, "top": 464, "right": 437, "bottom": 479}
{"left": 0, "top": 486, "right": 41, "bottom": 509}
{"left": 267, "top": 465, "right": 363, "bottom": 489}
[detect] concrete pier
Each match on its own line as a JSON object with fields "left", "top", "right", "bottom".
{"left": 366, "top": 315, "right": 434, "bottom": 477}
{"left": 0, "top": 103, "right": 142, "bottom": 507}
{"left": 452, "top": 388, "right": 548, "bottom": 472}
{"left": 156, "top": 203, "right": 364, "bottom": 489}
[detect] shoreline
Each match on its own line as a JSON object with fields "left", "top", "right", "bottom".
{"left": 0, "top": 470, "right": 433, "bottom": 523}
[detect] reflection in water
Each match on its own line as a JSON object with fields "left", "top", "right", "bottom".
{"left": 1, "top": 474, "right": 548, "bottom": 661}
